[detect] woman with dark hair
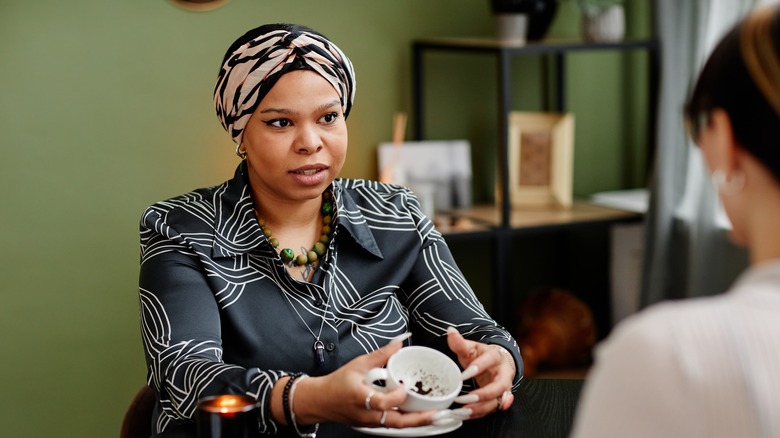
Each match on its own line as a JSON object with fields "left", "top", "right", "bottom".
{"left": 571, "top": 4, "right": 780, "bottom": 437}
{"left": 139, "top": 23, "right": 522, "bottom": 436}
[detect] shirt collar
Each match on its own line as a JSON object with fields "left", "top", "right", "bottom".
{"left": 210, "top": 162, "right": 265, "bottom": 259}
{"left": 330, "top": 180, "right": 383, "bottom": 259}
{"left": 211, "top": 162, "right": 383, "bottom": 260}
{"left": 731, "top": 259, "right": 780, "bottom": 293}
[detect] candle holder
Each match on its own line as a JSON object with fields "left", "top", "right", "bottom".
{"left": 197, "top": 394, "right": 260, "bottom": 438}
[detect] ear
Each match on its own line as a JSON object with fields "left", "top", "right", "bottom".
{"left": 706, "top": 108, "right": 744, "bottom": 174}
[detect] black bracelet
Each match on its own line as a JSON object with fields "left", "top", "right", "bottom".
{"left": 282, "top": 373, "right": 304, "bottom": 428}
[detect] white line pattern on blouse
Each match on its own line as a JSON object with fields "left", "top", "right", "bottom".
{"left": 138, "top": 164, "right": 522, "bottom": 435}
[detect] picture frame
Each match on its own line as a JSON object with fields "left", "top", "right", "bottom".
{"left": 377, "top": 140, "right": 472, "bottom": 217}
{"left": 506, "top": 111, "right": 575, "bottom": 208}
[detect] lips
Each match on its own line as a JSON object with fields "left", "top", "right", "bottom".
{"left": 288, "top": 164, "right": 330, "bottom": 186}
{"left": 291, "top": 168, "right": 324, "bottom": 175}
{"left": 290, "top": 165, "right": 328, "bottom": 175}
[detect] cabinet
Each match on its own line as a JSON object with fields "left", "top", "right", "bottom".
{"left": 411, "top": 37, "right": 658, "bottom": 334}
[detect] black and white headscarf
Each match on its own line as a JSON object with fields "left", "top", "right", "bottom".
{"left": 213, "top": 27, "right": 356, "bottom": 146}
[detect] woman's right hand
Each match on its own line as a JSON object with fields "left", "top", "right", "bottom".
{"left": 291, "top": 334, "right": 437, "bottom": 428}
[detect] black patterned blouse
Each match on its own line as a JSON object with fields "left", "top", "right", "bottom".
{"left": 138, "top": 162, "right": 523, "bottom": 435}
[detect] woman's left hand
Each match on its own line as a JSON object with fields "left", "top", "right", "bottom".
{"left": 446, "top": 327, "right": 516, "bottom": 419}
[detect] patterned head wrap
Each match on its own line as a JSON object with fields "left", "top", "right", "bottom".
{"left": 214, "top": 24, "right": 356, "bottom": 146}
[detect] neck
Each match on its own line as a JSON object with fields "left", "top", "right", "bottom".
{"left": 260, "top": 198, "right": 322, "bottom": 230}
{"left": 252, "top": 189, "right": 325, "bottom": 230}
{"left": 739, "top": 160, "right": 780, "bottom": 265}
{"left": 747, "top": 204, "right": 780, "bottom": 265}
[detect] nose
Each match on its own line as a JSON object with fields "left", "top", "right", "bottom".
{"left": 295, "top": 123, "right": 323, "bottom": 154}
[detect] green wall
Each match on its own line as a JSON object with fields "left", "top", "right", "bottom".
{"left": 0, "top": 1, "right": 650, "bottom": 436}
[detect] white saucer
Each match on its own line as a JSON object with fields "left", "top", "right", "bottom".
{"left": 352, "top": 420, "right": 462, "bottom": 437}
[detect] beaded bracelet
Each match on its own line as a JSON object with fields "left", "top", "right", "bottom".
{"left": 289, "top": 375, "right": 319, "bottom": 438}
{"left": 282, "top": 373, "right": 304, "bottom": 429}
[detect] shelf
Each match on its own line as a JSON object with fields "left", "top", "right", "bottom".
{"left": 435, "top": 201, "right": 642, "bottom": 242}
{"left": 447, "top": 201, "right": 642, "bottom": 232}
{"left": 413, "top": 37, "right": 658, "bottom": 54}
{"left": 412, "top": 36, "right": 660, "bottom": 229}
{"left": 432, "top": 215, "right": 494, "bottom": 237}
{"left": 412, "top": 34, "right": 658, "bottom": 331}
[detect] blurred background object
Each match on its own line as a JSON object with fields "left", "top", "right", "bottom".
{"left": 516, "top": 288, "right": 597, "bottom": 376}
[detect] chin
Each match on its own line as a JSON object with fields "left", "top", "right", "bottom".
{"left": 302, "top": 184, "right": 331, "bottom": 198}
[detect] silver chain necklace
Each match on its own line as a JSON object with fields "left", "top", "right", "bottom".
{"left": 280, "top": 287, "right": 329, "bottom": 368}
{"left": 266, "top": 190, "right": 334, "bottom": 368}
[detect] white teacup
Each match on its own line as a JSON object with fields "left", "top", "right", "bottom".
{"left": 364, "top": 346, "right": 462, "bottom": 412}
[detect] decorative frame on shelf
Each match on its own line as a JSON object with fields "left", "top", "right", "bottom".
{"left": 507, "top": 111, "right": 575, "bottom": 208}
{"left": 377, "top": 140, "right": 473, "bottom": 217}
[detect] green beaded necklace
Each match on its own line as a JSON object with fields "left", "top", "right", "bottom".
{"left": 256, "top": 191, "right": 334, "bottom": 268}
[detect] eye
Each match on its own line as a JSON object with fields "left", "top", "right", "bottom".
{"left": 319, "top": 112, "right": 339, "bottom": 124}
{"left": 264, "top": 118, "right": 292, "bottom": 128}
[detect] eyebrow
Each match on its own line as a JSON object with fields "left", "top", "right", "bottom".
{"left": 259, "top": 99, "right": 341, "bottom": 115}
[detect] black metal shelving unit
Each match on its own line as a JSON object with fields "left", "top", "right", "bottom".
{"left": 411, "top": 37, "right": 659, "bottom": 329}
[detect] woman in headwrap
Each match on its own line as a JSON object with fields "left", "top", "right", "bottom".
{"left": 139, "top": 23, "right": 522, "bottom": 436}
{"left": 571, "top": 4, "right": 780, "bottom": 437}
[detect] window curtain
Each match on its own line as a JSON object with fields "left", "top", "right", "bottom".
{"left": 640, "top": 0, "right": 773, "bottom": 306}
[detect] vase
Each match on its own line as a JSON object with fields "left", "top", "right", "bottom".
{"left": 494, "top": 13, "right": 529, "bottom": 42}
{"left": 526, "top": 0, "right": 558, "bottom": 41}
{"left": 581, "top": 5, "right": 625, "bottom": 43}
{"left": 490, "top": 0, "right": 558, "bottom": 42}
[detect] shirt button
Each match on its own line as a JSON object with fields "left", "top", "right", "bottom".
{"left": 325, "top": 342, "right": 336, "bottom": 352}
{"left": 314, "top": 297, "right": 323, "bottom": 307}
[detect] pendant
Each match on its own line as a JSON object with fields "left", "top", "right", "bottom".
{"left": 313, "top": 339, "right": 326, "bottom": 368}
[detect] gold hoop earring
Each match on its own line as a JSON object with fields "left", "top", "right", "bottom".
{"left": 235, "top": 144, "right": 247, "bottom": 160}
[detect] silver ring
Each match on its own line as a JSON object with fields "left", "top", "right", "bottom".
{"left": 364, "top": 391, "right": 375, "bottom": 411}
{"left": 379, "top": 410, "right": 388, "bottom": 426}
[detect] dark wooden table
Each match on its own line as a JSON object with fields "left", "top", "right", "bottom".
{"left": 156, "top": 378, "right": 584, "bottom": 438}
